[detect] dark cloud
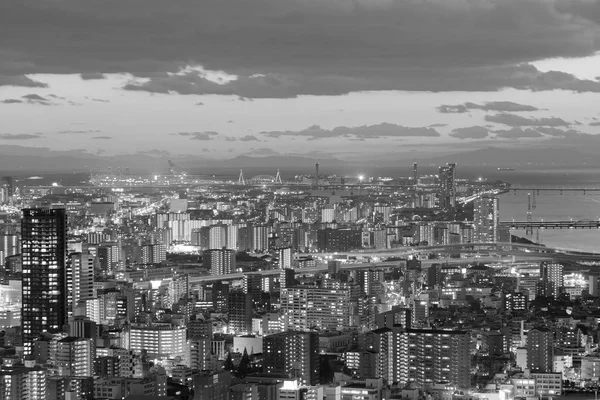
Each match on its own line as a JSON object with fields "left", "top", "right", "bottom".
{"left": 0, "top": 133, "right": 43, "bottom": 140}
{"left": 590, "top": 122, "right": 600, "bottom": 126}
{"left": 485, "top": 113, "right": 571, "bottom": 127}
{"left": 493, "top": 128, "right": 544, "bottom": 138}
{"left": 437, "top": 105, "right": 469, "bottom": 114}
{"left": 20, "top": 93, "right": 56, "bottom": 106}
{"left": 59, "top": 130, "right": 102, "bottom": 134}
{"left": 261, "top": 123, "right": 440, "bottom": 140}
{"left": 1, "top": 99, "right": 23, "bottom": 104}
{"left": 239, "top": 135, "right": 260, "bottom": 141}
{"left": 80, "top": 73, "right": 105, "bottom": 80}
{"left": 449, "top": 126, "right": 490, "bottom": 139}
{"left": 91, "top": 98, "right": 110, "bottom": 103}
{"left": 438, "top": 101, "right": 539, "bottom": 114}
{"left": 534, "top": 127, "right": 583, "bottom": 137}
{"left": 22, "top": 94, "right": 47, "bottom": 101}
{"left": 122, "top": 65, "right": 600, "bottom": 98}
{"left": 0, "top": 75, "right": 47, "bottom": 88}
{"left": 174, "top": 131, "right": 218, "bottom": 140}
{"left": 2, "top": 0, "right": 600, "bottom": 99}
{"left": 91, "top": 136, "right": 112, "bottom": 139}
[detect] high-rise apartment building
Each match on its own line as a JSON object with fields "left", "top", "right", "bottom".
{"left": 527, "top": 327, "right": 554, "bottom": 372}
{"left": 52, "top": 337, "right": 94, "bottom": 377}
{"left": 281, "top": 287, "right": 350, "bottom": 331}
{"left": 228, "top": 290, "right": 252, "bottom": 334}
{"left": 204, "top": 248, "right": 236, "bottom": 276}
{"left": 21, "top": 208, "right": 68, "bottom": 356}
{"left": 209, "top": 225, "right": 227, "bottom": 249}
{"left": 540, "top": 263, "right": 564, "bottom": 298}
{"left": 128, "top": 324, "right": 187, "bottom": 361}
{"left": 278, "top": 247, "right": 292, "bottom": 269}
{"left": 438, "top": 163, "right": 456, "bottom": 209}
{"left": 263, "top": 331, "right": 320, "bottom": 386}
{"left": 397, "top": 329, "right": 470, "bottom": 388}
{"left": 473, "top": 195, "right": 499, "bottom": 243}
{"left": 66, "top": 252, "right": 95, "bottom": 318}
{"left": 316, "top": 229, "right": 362, "bottom": 252}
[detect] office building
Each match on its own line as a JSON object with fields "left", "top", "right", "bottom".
{"left": 473, "top": 195, "right": 499, "bottom": 243}
{"left": 264, "top": 331, "right": 320, "bottom": 386}
{"left": 21, "top": 208, "right": 68, "bottom": 356}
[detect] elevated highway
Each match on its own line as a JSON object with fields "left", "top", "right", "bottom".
{"left": 187, "top": 254, "right": 551, "bottom": 284}
{"left": 501, "top": 220, "right": 600, "bottom": 229}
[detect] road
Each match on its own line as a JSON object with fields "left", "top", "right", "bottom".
{"left": 187, "top": 254, "right": 552, "bottom": 284}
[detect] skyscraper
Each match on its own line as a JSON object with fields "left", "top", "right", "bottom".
{"left": 473, "top": 195, "right": 499, "bottom": 243}
{"left": 438, "top": 163, "right": 456, "bottom": 209}
{"left": 21, "top": 208, "right": 68, "bottom": 356}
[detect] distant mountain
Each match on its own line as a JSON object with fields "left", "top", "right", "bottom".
{"left": 1, "top": 144, "right": 598, "bottom": 175}
{"left": 406, "top": 147, "right": 600, "bottom": 167}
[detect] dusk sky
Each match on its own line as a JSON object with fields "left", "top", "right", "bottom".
{"left": 2, "top": 0, "right": 600, "bottom": 161}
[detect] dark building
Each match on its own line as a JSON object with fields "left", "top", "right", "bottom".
{"left": 263, "top": 331, "right": 320, "bottom": 386}
{"left": 527, "top": 327, "right": 554, "bottom": 372}
{"left": 212, "top": 282, "right": 229, "bottom": 313}
{"left": 438, "top": 163, "right": 456, "bottom": 209}
{"left": 316, "top": 229, "right": 362, "bottom": 252}
{"left": 1, "top": 176, "right": 13, "bottom": 198}
{"left": 21, "top": 208, "right": 68, "bottom": 356}
{"left": 228, "top": 290, "right": 252, "bottom": 334}
{"left": 503, "top": 292, "right": 528, "bottom": 313}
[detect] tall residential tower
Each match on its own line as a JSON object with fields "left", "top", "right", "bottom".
{"left": 21, "top": 208, "right": 68, "bottom": 356}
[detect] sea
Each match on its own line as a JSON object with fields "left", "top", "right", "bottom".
{"left": 10, "top": 166, "right": 600, "bottom": 253}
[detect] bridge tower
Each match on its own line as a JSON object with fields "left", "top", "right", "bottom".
{"left": 238, "top": 169, "right": 246, "bottom": 185}
{"left": 532, "top": 190, "right": 536, "bottom": 209}
{"left": 526, "top": 193, "right": 533, "bottom": 236}
{"left": 275, "top": 169, "right": 283, "bottom": 184}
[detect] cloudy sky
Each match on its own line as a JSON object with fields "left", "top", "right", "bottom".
{"left": 1, "top": 0, "right": 600, "bottom": 160}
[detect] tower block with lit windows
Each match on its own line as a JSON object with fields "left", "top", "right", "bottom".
{"left": 21, "top": 208, "right": 68, "bottom": 356}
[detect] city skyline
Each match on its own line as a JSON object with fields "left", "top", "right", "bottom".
{"left": 1, "top": 1, "right": 600, "bottom": 160}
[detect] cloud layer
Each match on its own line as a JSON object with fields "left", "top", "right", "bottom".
{"left": 260, "top": 124, "right": 440, "bottom": 140}
{"left": 438, "top": 101, "right": 539, "bottom": 114}
{"left": 3, "top": 0, "right": 600, "bottom": 94}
